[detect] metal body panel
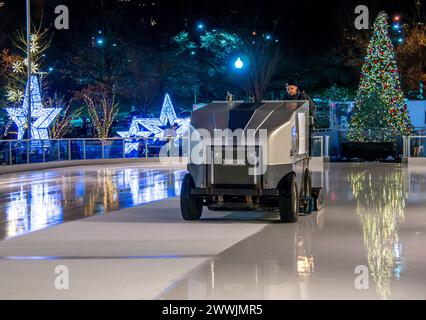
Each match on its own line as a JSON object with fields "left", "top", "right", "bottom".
{"left": 263, "top": 163, "right": 295, "bottom": 189}
{"left": 188, "top": 101, "right": 311, "bottom": 206}
{"left": 188, "top": 163, "right": 206, "bottom": 188}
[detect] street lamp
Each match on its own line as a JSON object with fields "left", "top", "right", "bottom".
{"left": 234, "top": 57, "right": 244, "bottom": 69}
{"left": 96, "top": 37, "right": 105, "bottom": 46}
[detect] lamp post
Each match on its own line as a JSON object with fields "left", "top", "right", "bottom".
{"left": 26, "top": 0, "right": 32, "bottom": 139}
{"left": 233, "top": 57, "right": 246, "bottom": 100}
{"left": 95, "top": 32, "right": 106, "bottom": 87}
{"left": 192, "top": 84, "right": 199, "bottom": 105}
{"left": 197, "top": 23, "right": 204, "bottom": 31}
{"left": 234, "top": 57, "right": 244, "bottom": 69}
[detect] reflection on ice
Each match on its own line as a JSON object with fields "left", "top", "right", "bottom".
{"left": 349, "top": 169, "right": 406, "bottom": 299}
{"left": 158, "top": 210, "right": 325, "bottom": 300}
{"left": 158, "top": 164, "right": 426, "bottom": 300}
{"left": 6, "top": 184, "right": 64, "bottom": 239}
{"left": 1, "top": 167, "right": 186, "bottom": 239}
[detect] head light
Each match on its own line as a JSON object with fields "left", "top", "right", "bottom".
{"left": 246, "top": 149, "right": 259, "bottom": 166}
{"left": 213, "top": 150, "right": 222, "bottom": 164}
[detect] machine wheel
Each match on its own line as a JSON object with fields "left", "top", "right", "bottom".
{"left": 278, "top": 174, "right": 299, "bottom": 223}
{"left": 180, "top": 173, "right": 203, "bottom": 221}
{"left": 303, "top": 169, "right": 312, "bottom": 198}
{"left": 302, "top": 168, "right": 315, "bottom": 214}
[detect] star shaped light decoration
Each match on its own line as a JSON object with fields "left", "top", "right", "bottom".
{"left": 6, "top": 76, "right": 62, "bottom": 140}
{"left": 118, "top": 93, "right": 190, "bottom": 154}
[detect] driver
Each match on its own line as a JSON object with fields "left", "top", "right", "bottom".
{"left": 284, "top": 79, "right": 316, "bottom": 156}
{"left": 284, "top": 79, "right": 316, "bottom": 124}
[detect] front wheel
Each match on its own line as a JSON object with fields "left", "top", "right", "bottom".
{"left": 278, "top": 174, "right": 299, "bottom": 223}
{"left": 180, "top": 173, "right": 203, "bottom": 221}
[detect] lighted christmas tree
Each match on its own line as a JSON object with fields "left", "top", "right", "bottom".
{"left": 348, "top": 12, "right": 413, "bottom": 142}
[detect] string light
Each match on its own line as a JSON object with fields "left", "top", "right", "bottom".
{"left": 348, "top": 12, "right": 413, "bottom": 142}
{"left": 117, "top": 94, "right": 190, "bottom": 154}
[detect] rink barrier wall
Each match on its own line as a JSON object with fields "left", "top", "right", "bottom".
{"left": 407, "top": 158, "right": 426, "bottom": 167}
{"left": 406, "top": 136, "right": 426, "bottom": 166}
{"left": 0, "top": 136, "right": 325, "bottom": 174}
{"left": 0, "top": 157, "right": 187, "bottom": 175}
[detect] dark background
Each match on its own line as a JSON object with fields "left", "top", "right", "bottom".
{"left": 0, "top": 0, "right": 419, "bottom": 53}
{"left": 0, "top": 0, "right": 424, "bottom": 110}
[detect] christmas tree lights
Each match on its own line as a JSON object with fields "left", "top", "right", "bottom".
{"left": 348, "top": 12, "right": 413, "bottom": 142}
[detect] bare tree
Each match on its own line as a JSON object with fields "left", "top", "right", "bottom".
{"left": 245, "top": 40, "right": 281, "bottom": 102}
{"left": 48, "top": 95, "right": 83, "bottom": 139}
{"left": 396, "top": 24, "right": 426, "bottom": 92}
{"left": 1, "top": 24, "right": 51, "bottom": 105}
{"left": 119, "top": 46, "right": 170, "bottom": 115}
{"left": 61, "top": 0, "right": 129, "bottom": 94}
{"left": 76, "top": 85, "right": 119, "bottom": 139}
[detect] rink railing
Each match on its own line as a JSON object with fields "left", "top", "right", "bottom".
{"left": 313, "top": 133, "right": 426, "bottom": 160}
{"left": 0, "top": 136, "right": 325, "bottom": 166}
{"left": 405, "top": 136, "right": 426, "bottom": 158}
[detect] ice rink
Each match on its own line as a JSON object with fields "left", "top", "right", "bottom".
{"left": 0, "top": 162, "right": 425, "bottom": 299}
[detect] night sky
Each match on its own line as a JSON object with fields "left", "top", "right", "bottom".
{"left": 0, "top": 0, "right": 424, "bottom": 99}
{"left": 0, "top": 0, "right": 422, "bottom": 55}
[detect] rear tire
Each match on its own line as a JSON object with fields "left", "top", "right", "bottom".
{"left": 302, "top": 169, "right": 314, "bottom": 214}
{"left": 278, "top": 174, "right": 299, "bottom": 223}
{"left": 303, "top": 169, "right": 312, "bottom": 198}
{"left": 180, "top": 173, "right": 203, "bottom": 221}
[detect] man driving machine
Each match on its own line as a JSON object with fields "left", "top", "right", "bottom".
{"left": 284, "top": 79, "right": 316, "bottom": 156}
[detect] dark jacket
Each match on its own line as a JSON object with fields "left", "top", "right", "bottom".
{"left": 284, "top": 90, "right": 316, "bottom": 124}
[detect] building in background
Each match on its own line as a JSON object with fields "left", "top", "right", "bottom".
{"left": 407, "top": 100, "right": 426, "bottom": 132}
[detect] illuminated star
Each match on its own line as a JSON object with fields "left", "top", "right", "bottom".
{"left": 6, "top": 76, "right": 62, "bottom": 140}
{"left": 118, "top": 94, "right": 190, "bottom": 154}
